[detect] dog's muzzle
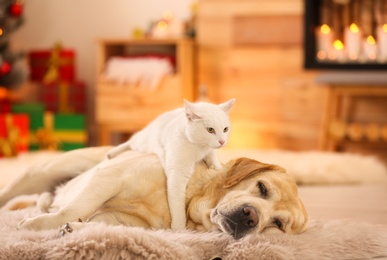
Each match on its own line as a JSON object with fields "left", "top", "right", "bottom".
{"left": 218, "top": 205, "right": 259, "bottom": 239}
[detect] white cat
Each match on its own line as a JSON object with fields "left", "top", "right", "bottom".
{"left": 106, "top": 98, "right": 235, "bottom": 230}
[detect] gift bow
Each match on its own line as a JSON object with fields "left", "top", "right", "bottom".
{"left": 29, "top": 112, "right": 60, "bottom": 150}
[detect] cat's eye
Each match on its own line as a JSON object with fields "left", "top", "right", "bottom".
{"left": 257, "top": 181, "right": 267, "bottom": 197}
{"left": 207, "top": 127, "right": 215, "bottom": 134}
{"left": 223, "top": 127, "right": 229, "bottom": 133}
{"left": 273, "top": 219, "right": 283, "bottom": 230}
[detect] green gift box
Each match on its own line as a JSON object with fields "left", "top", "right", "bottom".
{"left": 32, "top": 112, "right": 87, "bottom": 151}
{"left": 11, "top": 103, "right": 87, "bottom": 151}
{"left": 11, "top": 103, "right": 45, "bottom": 150}
{"left": 50, "top": 113, "right": 87, "bottom": 151}
{"left": 11, "top": 103, "right": 45, "bottom": 131}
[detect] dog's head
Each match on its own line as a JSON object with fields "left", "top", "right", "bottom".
{"left": 210, "top": 157, "right": 308, "bottom": 239}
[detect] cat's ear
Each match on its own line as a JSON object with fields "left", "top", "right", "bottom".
{"left": 184, "top": 99, "right": 201, "bottom": 121}
{"left": 218, "top": 98, "right": 236, "bottom": 112}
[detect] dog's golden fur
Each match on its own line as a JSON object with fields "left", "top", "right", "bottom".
{"left": 0, "top": 147, "right": 308, "bottom": 239}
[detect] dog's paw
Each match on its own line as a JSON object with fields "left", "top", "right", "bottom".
{"left": 58, "top": 219, "right": 85, "bottom": 237}
{"left": 17, "top": 217, "right": 39, "bottom": 230}
{"left": 17, "top": 219, "right": 27, "bottom": 230}
{"left": 59, "top": 223, "right": 73, "bottom": 237}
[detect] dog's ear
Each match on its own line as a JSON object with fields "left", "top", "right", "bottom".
{"left": 223, "top": 158, "right": 284, "bottom": 188}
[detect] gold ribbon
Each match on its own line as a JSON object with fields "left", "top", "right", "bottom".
{"left": 43, "top": 43, "right": 64, "bottom": 84}
{"left": 0, "top": 114, "right": 27, "bottom": 157}
{"left": 58, "top": 82, "right": 73, "bottom": 113}
{"left": 43, "top": 43, "right": 74, "bottom": 113}
{"left": 54, "top": 131, "right": 86, "bottom": 143}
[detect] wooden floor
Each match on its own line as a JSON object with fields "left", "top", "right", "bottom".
{"left": 299, "top": 184, "right": 387, "bottom": 225}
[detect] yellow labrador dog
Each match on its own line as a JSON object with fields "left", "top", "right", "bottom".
{"left": 0, "top": 147, "right": 308, "bottom": 239}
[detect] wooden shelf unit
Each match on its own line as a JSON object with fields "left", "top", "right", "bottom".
{"left": 319, "top": 85, "right": 387, "bottom": 151}
{"left": 95, "top": 38, "right": 196, "bottom": 145}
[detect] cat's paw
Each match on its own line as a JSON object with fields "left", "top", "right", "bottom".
{"left": 204, "top": 157, "right": 223, "bottom": 170}
{"left": 209, "top": 163, "right": 223, "bottom": 171}
{"left": 171, "top": 218, "right": 186, "bottom": 230}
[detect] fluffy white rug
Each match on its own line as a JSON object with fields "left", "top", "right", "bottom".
{"left": 1, "top": 208, "right": 386, "bottom": 260}
{"left": 219, "top": 149, "right": 387, "bottom": 185}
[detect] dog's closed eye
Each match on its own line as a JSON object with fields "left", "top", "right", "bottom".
{"left": 257, "top": 181, "right": 267, "bottom": 197}
{"left": 273, "top": 219, "right": 283, "bottom": 230}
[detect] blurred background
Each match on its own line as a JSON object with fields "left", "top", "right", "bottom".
{"left": 1, "top": 0, "right": 386, "bottom": 165}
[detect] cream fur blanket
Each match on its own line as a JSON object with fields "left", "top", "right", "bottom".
{"left": 1, "top": 207, "right": 387, "bottom": 259}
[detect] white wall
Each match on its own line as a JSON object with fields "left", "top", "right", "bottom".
{"left": 13, "top": 0, "right": 193, "bottom": 83}
{"left": 11, "top": 0, "right": 193, "bottom": 143}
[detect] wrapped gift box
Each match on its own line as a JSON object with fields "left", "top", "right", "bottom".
{"left": 0, "top": 99, "right": 11, "bottom": 113}
{"left": 11, "top": 103, "right": 45, "bottom": 131}
{"left": 49, "top": 113, "right": 87, "bottom": 151}
{"left": 11, "top": 103, "right": 45, "bottom": 150}
{"left": 0, "top": 113, "right": 29, "bottom": 157}
{"left": 29, "top": 49, "right": 75, "bottom": 82}
{"left": 30, "top": 112, "right": 87, "bottom": 151}
{"left": 11, "top": 103, "right": 87, "bottom": 151}
{"left": 40, "top": 81, "right": 86, "bottom": 113}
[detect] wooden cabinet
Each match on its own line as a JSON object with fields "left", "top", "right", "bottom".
{"left": 95, "top": 38, "right": 196, "bottom": 145}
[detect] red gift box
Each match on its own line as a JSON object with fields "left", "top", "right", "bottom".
{"left": 0, "top": 99, "right": 11, "bottom": 113}
{"left": 29, "top": 49, "right": 75, "bottom": 82}
{"left": 40, "top": 81, "right": 86, "bottom": 113}
{"left": 0, "top": 113, "right": 29, "bottom": 157}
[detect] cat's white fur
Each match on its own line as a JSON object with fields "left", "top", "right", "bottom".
{"left": 106, "top": 98, "right": 235, "bottom": 230}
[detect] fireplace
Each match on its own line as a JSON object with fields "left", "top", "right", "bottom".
{"left": 304, "top": 0, "right": 387, "bottom": 70}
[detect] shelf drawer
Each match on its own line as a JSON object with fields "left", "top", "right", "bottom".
{"left": 96, "top": 75, "right": 182, "bottom": 131}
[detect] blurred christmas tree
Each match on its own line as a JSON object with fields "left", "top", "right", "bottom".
{"left": 0, "top": 0, "right": 25, "bottom": 90}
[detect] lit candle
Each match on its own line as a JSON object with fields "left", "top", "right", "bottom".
{"left": 363, "top": 35, "right": 377, "bottom": 61}
{"left": 316, "top": 24, "right": 333, "bottom": 60}
{"left": 344, "top": 23, "right": 362, "bottom": 61}
{"left": 331, "top": 39, "right": 346, "bottom": 62}
{"left": 377, "top": 24, "right": 387, "bottom": 62}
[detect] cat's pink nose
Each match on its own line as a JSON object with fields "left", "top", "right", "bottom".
{"left": 219, "top": 140, "right": 225, "bottom": 146}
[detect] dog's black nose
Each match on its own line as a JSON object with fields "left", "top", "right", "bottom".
{"left": 224, "top": 205, "right": 259, "bottom": 239}
{"left": 242, "top": 206, "right": 258, "bottom": 228}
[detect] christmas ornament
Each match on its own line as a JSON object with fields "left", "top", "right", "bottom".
{"left": 0, "top": 62, "right": 11, "bottom": 76}
{"left": 9, "top": 1, "right": 23, "bottom": 17}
